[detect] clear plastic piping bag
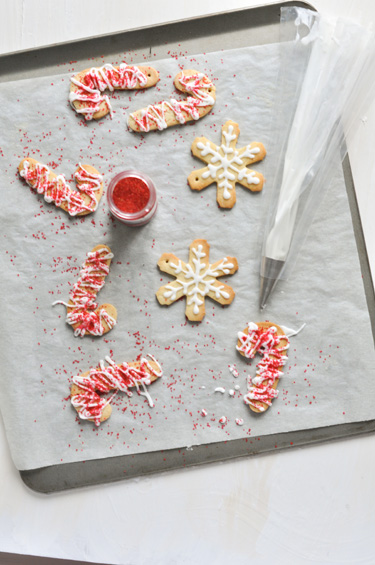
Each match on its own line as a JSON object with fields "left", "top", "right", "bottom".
{"left": 261, "top": 7, "right": 375, "bottom": 283}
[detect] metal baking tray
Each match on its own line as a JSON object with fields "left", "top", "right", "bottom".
{"left": 1, "top": 1, "right": 374, "bottom": 493}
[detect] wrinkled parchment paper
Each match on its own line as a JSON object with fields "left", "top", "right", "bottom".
{"left": 0, "top": 43, "right": 374, "bottom": 470}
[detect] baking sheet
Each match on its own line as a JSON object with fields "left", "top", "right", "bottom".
{"left": 0, "top": 3, "right": 374, "bottom": 492}
{"left": 1, "top": 0, "right": 373, "bottom": 492}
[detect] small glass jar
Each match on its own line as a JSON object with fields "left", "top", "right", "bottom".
{"left": 107, "top": 170, "right": 157, "bottom": 226}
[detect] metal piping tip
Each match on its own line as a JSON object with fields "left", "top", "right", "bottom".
{"left": 259, "top": 276, "right": 278, "bottom": 310}
{"left": 259, "top": 257, "right": 285, "bottom": 310}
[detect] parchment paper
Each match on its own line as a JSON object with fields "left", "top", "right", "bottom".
{"left": 0, "top": 42, "right": 374, "bottom": 471}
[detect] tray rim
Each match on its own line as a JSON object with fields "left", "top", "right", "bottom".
{"left": 0, "top": 0, "right": 316, "bottom": 60}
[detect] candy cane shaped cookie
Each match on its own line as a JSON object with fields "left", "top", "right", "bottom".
{"left": 71, "top": 355, "right": 163, "bottom": 426}
{"left": 128, "top": 69, "right": 216, "bottom": 132}
{"left": 53, "top": 245, "right": 117, "bottom": 337}
{"left": 69, "top": 62, "right": 159, "bottom": 121}
{"left": 237, "top": 322, "right": 289, "bottom": 413}
{"left": 18, "top": 158, "right": 103, "bottom": 216}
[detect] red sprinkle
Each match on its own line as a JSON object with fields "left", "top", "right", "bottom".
{"left": 112, "top": 176, "right": 150, "bottom": 213}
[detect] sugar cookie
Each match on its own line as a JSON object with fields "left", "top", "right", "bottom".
{"left": 156, "top": 239, "right": 238, "bottom": 322}
{"left": 19, "top": 158, "right": 103, "bottom": 216}
{"left": 71, "top": 354, "right": 163, "bottom": 426}
{"left": 70, "top": 62, "right": 159, "bottom": 120}
{"left": 237, "top": 321, "right": 289, "bottom": 413}
{"left": 53, "top": 244, "right": 117, "bottom": 337}
{"left": 128, "top": 70, "right": 216, "bottom": 132}
{"left": 188, "top": 120, "right": 266, "bottom": 208}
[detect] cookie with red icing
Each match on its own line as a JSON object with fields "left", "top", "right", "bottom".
{"left": 53, "top": 244, "right": 117, "bottom": 338}
{"left": 237, "top": 321, "right": 289, "bottom": 413}
{"left": 19, "top": 158, "right": 103, "bottom": 216}
{"left": 71, "top": 355, "right": 163, "bottom": 425}
{"left": 69, "top": 62, "right": 159, "bottom": 120}
{"left": 128, "top": 69, "right": 216, "bottom": 132}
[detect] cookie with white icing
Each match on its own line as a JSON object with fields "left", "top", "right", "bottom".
{"left": 156, "top": 239, "right": 238, "bottom": 322}
{"left": 188, "top": 120, "right": 266, "bottom": 208}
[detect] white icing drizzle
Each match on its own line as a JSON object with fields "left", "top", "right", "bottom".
{"left": 229, "top": 364, "right": 239, "bottom": 377}
{"left": 197, "top": 124, "right": 261, "bottom": 200}
{"left": 280, "top": 323, "right": 306, "bottom": 338}
{"left": 235, "top": 418, "right": 244, "bottom": 426}
{"left": 135, "top": 381, "right": 155, "bottom": 408}
{"left": 214, "top": 387, "right": 226, "bottom": 394}
{"left": 219, "top": 416, "right": 227, "bottom": 425}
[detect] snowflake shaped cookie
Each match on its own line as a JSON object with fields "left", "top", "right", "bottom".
{"left": 187, "top": 120, "right": 266, "bottom": 208}
{"left": 156, "top": 239, "right": 238, "bottom": 322}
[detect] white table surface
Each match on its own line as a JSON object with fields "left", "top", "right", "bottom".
{"left": 1, "top": 1, "right": 375, "bottom": 564}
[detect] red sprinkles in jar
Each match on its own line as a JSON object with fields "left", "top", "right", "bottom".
{"left": 112, "top": 176, "right": 150, "bottom": 213}
{"left": 107, "top": 170, "right": 157, "bottom": 225}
